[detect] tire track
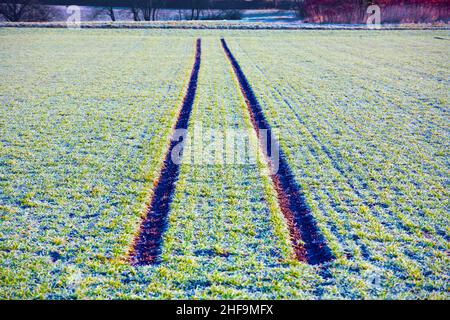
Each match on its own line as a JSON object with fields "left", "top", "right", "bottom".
{"left": 221, "top": 38, "right": 334, "bottom": 265}
{"left": 130, "top": 38, "right": 201, "bottom": 266}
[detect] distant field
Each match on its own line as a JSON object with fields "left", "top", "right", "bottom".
{"left": 0, "top": 28, "right": 449, "bottom": 299}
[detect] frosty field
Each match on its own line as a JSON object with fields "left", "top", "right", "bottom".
{"left": 0, "top": 28, "right": 448, "bottom": 299}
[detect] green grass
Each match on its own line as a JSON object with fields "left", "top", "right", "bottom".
{"left": 0, "top": 29, "right": 195, "bottom": 298}
{"left": 0, "top": 28, "right": 449, "bottom": 299}
{"left": 226, "top": 30, "right": 450, "bottom": 298}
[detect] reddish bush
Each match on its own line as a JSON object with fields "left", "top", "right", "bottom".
{"left": 302, "top": 0, "right": 450, "bottom": 23}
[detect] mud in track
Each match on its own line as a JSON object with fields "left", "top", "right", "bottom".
{"left": 221, "top": 38, "right": 333, "bottom": 265}
{"left": 130, "top": 39, "right": 201, "bottom": 266}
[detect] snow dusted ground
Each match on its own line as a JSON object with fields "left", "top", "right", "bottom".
{"left": 241, "top": 9, "right": 299, "bottom": 23}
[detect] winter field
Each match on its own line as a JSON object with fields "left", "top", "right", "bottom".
{"left": 0, "top": 28, "right": 449, "bottom": 299}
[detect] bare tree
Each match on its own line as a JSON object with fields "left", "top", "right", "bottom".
{"left": 292, "top": 0, "right": 306, "bottom": 19}
{"left": 355, "top": 0, "right": 372, "bottom": 22}
{"left": 107, "top": 6, "right": 116, "bottom": 21}
{"left": 91, "top": 6, "right": 117, "bottom": 22}
{"left": 129, "top": 0, "right": 141, "bottom": 21}
{"left": 0, "top": 1, "right": 33, "bottom": 22}
{"left": 0, "top": 1, "right": 57, "bottom": 22}
{"left": 189, "top": 0, "right": 209, "bottom": 20}
{"left": 127, "top": 0, "right": 165, "bottom": 21}
{"left": 140, "top": 0, "right": 153, "bottom": 21}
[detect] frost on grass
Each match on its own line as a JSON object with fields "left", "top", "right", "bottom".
{"left": 0, "top": 28, "right": 448, "bottom": 299}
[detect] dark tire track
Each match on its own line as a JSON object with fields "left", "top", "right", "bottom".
{"left": 130, "top": 38, "right": 201, "bottom": 266}
{"left": 221, "top": 38, "right": 334, "bottom": 265}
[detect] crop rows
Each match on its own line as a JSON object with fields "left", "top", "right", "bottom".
{"left": 224, "top": 30, "right": 449, "bottom": 298}
{"left": 0, "top": 29, "right": 448, "bottom": 299}
{"left": 0, "top": 29, "right": 195, "bottom": 298}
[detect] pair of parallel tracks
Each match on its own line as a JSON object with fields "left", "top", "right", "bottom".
{"left": 130, "top": 38, "right": 333, "bottom": 266}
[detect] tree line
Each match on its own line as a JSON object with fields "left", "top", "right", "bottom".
{"left": 1, "top": 0, "right": 448, "bottom": 22}
{"left": 0, "top": 0, "right": 297, "bottom": 22}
